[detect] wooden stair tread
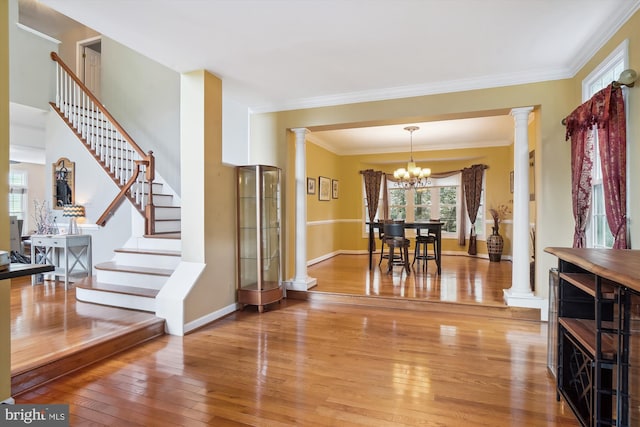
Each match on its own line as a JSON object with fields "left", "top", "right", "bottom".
{"left": 95, "top": 261, "right": 173, "bottom": 276}
{"left": 76, "top": 278, "right": 160, "bottom": 298}
{"left": 114, "top": 248, "right": 181, "bottom": 257}
{"left": 145, "top": 233, "right": 181, "bottom": 239}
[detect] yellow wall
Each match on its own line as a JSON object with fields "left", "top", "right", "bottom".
{"left": 1, "top": 0, "right": 10, "bottom": 402}
{"left": 270, "top": 1, "right": 640, "bottom": 298}
{"left": 260, "top": 79, "right": 574, "bottom": 299}
{"left": 180, "top": 70, "right": 237, "bottom": 325}
{"left": 266, "top": 2, "right": 640, "bottom": 297}
{"left": 305, "top": 142, "right": 517, "bottom": 259}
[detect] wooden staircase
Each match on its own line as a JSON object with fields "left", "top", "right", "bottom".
{"left": 76, "top": 235, "right": 181, "bottom": 312}
{"left": 50, "top": 51, "right": 181, "bottom": 235}
{"left": 49, "top": 51, "right": 183, "bottom": 312}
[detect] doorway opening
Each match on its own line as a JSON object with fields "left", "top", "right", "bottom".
{"left": 76, "top": 36, "right": 102, "bottom": 98}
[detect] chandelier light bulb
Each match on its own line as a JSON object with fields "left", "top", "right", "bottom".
{"left": 393, "top": 125, "right": 431, "bottom": 188}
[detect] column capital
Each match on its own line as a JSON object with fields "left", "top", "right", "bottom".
{"left": 510, "top": 106, "right": 534, "bottom": 121}
{"left": 290, "top": 128, "right": 309, "bottom": 137}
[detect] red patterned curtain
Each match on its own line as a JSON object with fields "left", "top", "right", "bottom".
{"left": 592, "top": 86, "right": 627, "bottom": 248}
{"left": 564, "top": 84, "right": 627, "bottom": 249}
{"left": 565, "top": 103, "right": 595, "bottom": 248}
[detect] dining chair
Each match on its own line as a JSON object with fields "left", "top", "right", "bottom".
{"left": 378, "top": 220, "right": 404, "bottom": 266}
{"left": 382, "top": 222, "right": 410, "bottom": 275}
{"left": 413, "top": 233, "right": 437, "bottom": 271}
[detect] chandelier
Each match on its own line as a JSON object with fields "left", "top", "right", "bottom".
{"left": 393, "top": 126, "right": 431, "bottom": 188}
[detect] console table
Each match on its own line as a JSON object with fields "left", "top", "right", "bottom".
{"left": 545, "top": 247, "right": 640, "bottom": 427}
{"left": 30, "top": 234, "right": 92, "bottom": 290}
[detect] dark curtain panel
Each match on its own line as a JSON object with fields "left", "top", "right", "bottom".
{"left": 362, "top": 169, "right": 383, "bottom": 252}
{"left": 462, "top": 164, "right": 485, "bottom": 254}
{"left": 564, "top": 84, "right": 627, "bottom": 248}
{"left": 593, "top": 86, "right": 628, "bottom": 248}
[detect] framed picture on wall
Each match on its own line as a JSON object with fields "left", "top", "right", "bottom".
{"left": 332, "top": 179, "right": 339, "bottom": 199}
{"left": 318, "top": 176, "right": 331, "bottom": 201}
{"left": 307, "top": 177, "right": 316, "bottom": 195}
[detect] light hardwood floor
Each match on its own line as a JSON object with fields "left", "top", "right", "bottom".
{"left": 307, "top": 253, "right": 514, "bottom": 306}
{"left": 13, "top": 255, "right": 579, "bottom": 426}
{"left": 10, "top": 276, "right": 161, "bottom": 375}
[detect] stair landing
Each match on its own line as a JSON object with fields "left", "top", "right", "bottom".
{"left": 11, "top": 277, "right": 165, "bottom": 397}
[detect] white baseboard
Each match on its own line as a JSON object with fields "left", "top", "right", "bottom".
{"left": 1, "top": 397, "right": 15, "bottom": 405}
{"left": 183, "top": 302, "right": 238, "bottom": 335}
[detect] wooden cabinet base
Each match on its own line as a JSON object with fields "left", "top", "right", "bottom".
{"left": 238, "top": 286, "right": 283, "bottom": 312}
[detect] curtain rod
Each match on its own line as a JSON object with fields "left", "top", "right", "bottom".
{"left": 360, "top": 164, "right": 489, "bottom": 175}
{"left": 562, "top": 69, "right": 637, "bottom": 126}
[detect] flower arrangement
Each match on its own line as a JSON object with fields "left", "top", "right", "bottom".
{"left": 33, "top": 200, "right": 58, "bottom": 235}
{"left": 488, "top": 203, "right": 512, "bottom": 233}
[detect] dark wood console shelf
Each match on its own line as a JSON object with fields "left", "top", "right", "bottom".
{"left": 559, "top": 272, "right": 617, "bottom": 299}
{"left": 558, "top": 317, "right": 616, "bottom": 359}
{"left": 545, "top": 247, "right": 640, "bottom": 427}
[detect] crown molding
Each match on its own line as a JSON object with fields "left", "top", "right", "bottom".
{"left": 251, "top": 67, "right": 570, "bottom": 114}
{"left": 567, "top": 0, "right": 640, "bottom": 75}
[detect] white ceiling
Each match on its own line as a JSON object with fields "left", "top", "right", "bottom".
{"left": 33, "top": 0, "right": 640, "bottom": 154}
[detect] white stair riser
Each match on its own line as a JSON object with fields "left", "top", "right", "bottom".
{"left": 154, "top": 220, "right": 180, "bottom": 233}
{"left": 132, "top": 237, "right": 181, "bottom": 252}
{"left": 96, "top": 270, "right": 168, "bottom": 289}
{"left": 155, "top": 207, "right": 181, "bottom": 220}
{"left": 151, "top": 194, "right": 174, "bottom": 207}
{"left": 76, "top": 287, "right": 155, "bottom": 312}
{"left": 132, "top": 182, "right": 164, "bottom": 193}
{"left": 114, "top": 252, "right": 181, "bottom": 269}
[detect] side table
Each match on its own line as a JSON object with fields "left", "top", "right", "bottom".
{"left": 30, "top": 234, "right": 92, "bottom": 290}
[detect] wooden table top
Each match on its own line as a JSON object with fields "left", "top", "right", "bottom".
{"left": 545, "top": 247, "right": 640, "bottom": 293}
{"left": 0, "top": 263, "right": 54, "bottom": 280}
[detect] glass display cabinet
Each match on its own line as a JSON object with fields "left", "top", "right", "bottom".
{"left": 237, "top": 165, "right": 283, "bottom": 312}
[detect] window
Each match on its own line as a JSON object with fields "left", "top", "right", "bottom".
{"left": 9, "top": 171, "right": 28, "bottom": 229}
{"left": 363, "top": 173, "right": 485, "bottom": 238}
{"left": 582, "top": 40, "right": 628, "bottom": 248}
{"left": 387, "top": 175, "right": 467, "bottom": 236}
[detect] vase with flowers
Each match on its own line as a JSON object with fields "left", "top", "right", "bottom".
{"left": 487, "top": 204, "right": 511, "bottom": 262}
{"left": 33, "top": 200, "right": 58, "bottom": 235}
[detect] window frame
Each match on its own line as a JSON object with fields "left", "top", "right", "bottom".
{"left": 582, "top": 39, "right": 629, "bottom": 249}
{"left": 9, "top": 170, "right": 28, "bottom": 230}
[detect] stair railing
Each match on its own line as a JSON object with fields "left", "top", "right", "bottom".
{"left": 50, "top": 52, "right": 156, "bottom": 235}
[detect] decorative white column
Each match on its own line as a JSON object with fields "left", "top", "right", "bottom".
{"left": 504, "top": 107, "right": 541, "bottom": 309}
{"left": 287, "top": 128, "right": 317, "bottom": 291}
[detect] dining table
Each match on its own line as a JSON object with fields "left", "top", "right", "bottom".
{"left": 367, "top": 221, "right": 444, "bottom": 274}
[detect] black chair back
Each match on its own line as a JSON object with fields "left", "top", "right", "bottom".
{"left": 383, "top": 222, "right": 405, "bottom": 239}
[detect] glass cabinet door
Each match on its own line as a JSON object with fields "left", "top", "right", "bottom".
{"left": 237, "top": 165, "right": 282, "bottom": 312}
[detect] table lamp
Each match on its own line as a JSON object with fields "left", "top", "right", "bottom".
{"left": 62, "top": 205, "right": 85, "bottom": 234}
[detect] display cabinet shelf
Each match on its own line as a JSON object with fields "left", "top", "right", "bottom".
{"left": 236, "top": 165, "right": 283, "bottom": 312}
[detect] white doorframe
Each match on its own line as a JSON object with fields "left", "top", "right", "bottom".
{"left": 76, "top": 36, "right": 102, "bottom": 83}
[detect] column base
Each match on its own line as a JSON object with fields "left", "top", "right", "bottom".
{"left": 503, "top": 288, "right": 547, "bottom": 318}
{"left": 285, "top": 276, "right": 317, "bottom": 291}
{"left": 1, "top": 397, "right": 15, "bottom": 405}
